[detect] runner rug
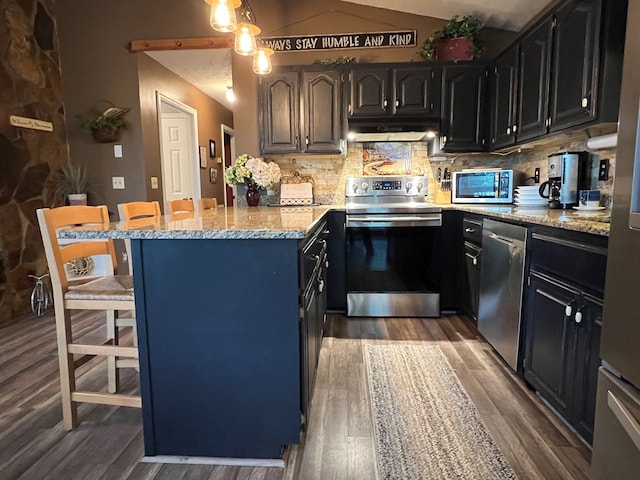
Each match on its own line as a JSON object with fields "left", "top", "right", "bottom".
{"left": 363, "top": 344, "right": 517, "bottom": 480}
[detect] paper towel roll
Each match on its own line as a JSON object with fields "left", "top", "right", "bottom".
{"left": 586, "top": 133, "right": 617, "bottom": 150}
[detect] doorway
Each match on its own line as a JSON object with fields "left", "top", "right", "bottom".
{"left": 221, "top": 124, "right": 235, "bottom": 207}
{"left": 157, "top": 93, "right": 201, "bottom": 211}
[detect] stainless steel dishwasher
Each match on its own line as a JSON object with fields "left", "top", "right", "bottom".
{"left": 478, "top": 219, "right": 528, "bottom": 371}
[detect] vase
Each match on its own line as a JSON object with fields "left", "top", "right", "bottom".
{"left": 435, "top": 37, "right": 474, "bottom": 62}
{"left": 246, "top": 184, "right": 261, "bottom": 207}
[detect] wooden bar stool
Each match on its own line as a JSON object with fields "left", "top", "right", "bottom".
{"left": 117, "top": 201, "right": 161, "bottom": 275}
{"left": 168, "top": 198, "right": 195, "bottom": 214}
{"left": 198, "top": 197, "right": 218, "bottom": 210}
{"left": 37, "top": 205, "right": 140, "bottom": 430}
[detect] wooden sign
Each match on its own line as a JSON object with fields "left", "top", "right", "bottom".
{"left": 9, "top": 115, "right": 53, "bottom": 132}
{"left": 261, "top": 30, "right": 416, "bottom": 52}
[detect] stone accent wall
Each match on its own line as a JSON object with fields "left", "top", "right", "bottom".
{"left": 0, "top": 0, "right": 69, "bottom": 323}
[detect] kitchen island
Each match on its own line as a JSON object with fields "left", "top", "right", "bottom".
{"left": 60, "top": 206, "right": 330, "bottom": 463}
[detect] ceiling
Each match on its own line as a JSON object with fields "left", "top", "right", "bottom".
{"left": 147, "top": 0, "right": 553, "bottom": 109}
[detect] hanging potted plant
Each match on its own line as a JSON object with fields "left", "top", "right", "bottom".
{"left": 420, "top": 15, "right": 485, "bottom": 62}
{"left": 54, "top": 163, "right": 93, "bottom": 205}
{"left": 79, "top": 102, "right": 130, "bottom": 143}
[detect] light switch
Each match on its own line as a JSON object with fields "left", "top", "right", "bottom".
{"left": 112, "top": 176, "right": 125, "bottom": 189}
{"left": 114, "top": 144, "right": 123, "bottom": 158}
{"left": 151, "top": 176, "right": 159, "bottom": 189}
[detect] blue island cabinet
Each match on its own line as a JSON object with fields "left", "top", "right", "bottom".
{"left": 131, "top": 237, "right": 302, "bottom": 460}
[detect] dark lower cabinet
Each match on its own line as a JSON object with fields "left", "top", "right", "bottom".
{"left": 326, "top": 210, "right": 346, "bottom": 311}
{"left": 299, "top": 222, "right": 328, "bottom": 423}
{"left": 523, "top": 227, "right": 607, "bottom": 445}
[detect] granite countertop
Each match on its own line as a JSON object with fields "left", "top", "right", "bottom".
{"left": 58, "top": 206, "right": 332, "bottom": 240}
{"left": 58, "top": 203, "right": 610, "bottom": 240}
{"left": 447, "top": 205, "right": 611, "bottom": 236}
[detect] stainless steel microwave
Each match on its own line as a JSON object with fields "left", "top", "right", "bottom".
{"left": 452, "top": 169, "right": 514, "bottom": 204}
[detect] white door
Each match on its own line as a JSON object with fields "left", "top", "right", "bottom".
{"left": 160, "top": 113, "right": 193, "bottom": 204}
{"left": 157, "top": 93, "right": 201, "bottom": 211}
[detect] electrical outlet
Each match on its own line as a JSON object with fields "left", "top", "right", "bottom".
{"left": 112, "top": 176, "right": 125, "bottom": 189}
{"left": 598, "top": 159, "right": 609, "bottom": 181}
{"left": 534, "top": 167, "right": 540, "bottom": 183}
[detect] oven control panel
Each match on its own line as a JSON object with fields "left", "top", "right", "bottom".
{"left": 346, "top": 176, "right": 427, "bottom": 196}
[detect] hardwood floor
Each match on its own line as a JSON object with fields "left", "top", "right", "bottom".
{"left": 0, "top": 311, "right": 590, "bottom": 479}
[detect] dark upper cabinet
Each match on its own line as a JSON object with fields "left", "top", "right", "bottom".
{"left": 392, "top": 65, "right": 440, "bottom": 117}
{"left": 348, "top": 67, "right": 390, "bottom": 117}
{"left": 517, "top": 17, "right": 553, "bottom": 143}
{"left": 260, "top": 71, "right": 299, "bottom": 154}
{"left": 490, "top": 45, "right": 519, "bottom": 149}
{"left": 549, "top": 0, "right": 601, "bottom": 131}
{"left": 347, "top": 64, "right": 440, "bottom": 118}
{"left": 441, "top": 64, "right": 487, "bottom": 152}
{"left": 259, "top": 68, "right": 343, "bottom": 155}
{"left": 302, "top": 70, "right": 342, "bottom": 154}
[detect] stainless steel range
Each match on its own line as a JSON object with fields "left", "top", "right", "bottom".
{"left": 345, "top": 176, "right": 442, "bottom": 317}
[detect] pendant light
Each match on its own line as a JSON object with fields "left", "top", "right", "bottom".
{"left": 252, "top": 47, "right": 274, "bottom": 75}
{"left": 234, "top": 0, "right": 260, "bottom": 56}
{"left": 206, "top": 0, "right": 241, "bottom": 33}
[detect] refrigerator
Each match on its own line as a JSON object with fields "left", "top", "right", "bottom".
{"left": 590, "top": 0, "right": 640, "bottom": 477}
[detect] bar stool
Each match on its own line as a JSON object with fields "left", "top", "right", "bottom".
{"left": 198, "top": 197, "right": 218, "bottom": 210}
{"left": 117, "top": 201, "right": 161, "bottom": 275}
{"left": 168, "top": 199, "right": 195, "bottom": 214}
{"left": 37, "top": 205, "right": 140, "bottom": 430}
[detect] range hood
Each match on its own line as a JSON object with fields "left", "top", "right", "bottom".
{"left": 346, "top": 117, "right": 440, "bottom": 143}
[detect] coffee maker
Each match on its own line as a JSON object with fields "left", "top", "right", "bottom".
{"left": 539, "top": 152, "right": 590, "bottom": 209}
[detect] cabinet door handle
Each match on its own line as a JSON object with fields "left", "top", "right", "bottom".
{"left": 465, "top": 252, "right": 478, "bottom": 265}
{"left": 574, "top": 310, "right": 583, "bottom": 323}
{"left": 608, "top": 390, "right": 640, "bottom": 451}
{"left": 507, "top": 127, "right": 511, "bottom": 135}
{"left": 318, "top": 280, "right": 324, "bottom": 293}
{"left": 535, "top": 288, "right": 573, "bottom": 313}
{"left": 383, "top": 99, "right": 388, "bottom": 108}
{"left": 305, "top": 136, "right": 309, "bottom": 145}
{"left": 348, "top": 104, "right": 352, "bottom": 115}
{"left": 512, "top": 124, "right": 517, "bottom": 132}
{"left": 395, "top": 99, "right": 399, "bottom": 107}
{"left": 464, "top": 227, "right": 475, "bottom": 233}
{"left": 565, "top": 305, "right": 573, "bottom": 317}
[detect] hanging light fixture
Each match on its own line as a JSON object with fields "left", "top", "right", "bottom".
{"left": 252, "top": 47, "right": 273, "bottom": 74}
{"left": 207, "top": 0, "right": 241, "bottom": 33}
{"left": 234, "top": 0, "right": 260, "bottom": 56}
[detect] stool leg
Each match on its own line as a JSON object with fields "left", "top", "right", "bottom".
{"left": 55, "top": 305, "right": 78, "bottom": 430}
{"left": 106, "top": 309, "right": 119, "bottom": 393}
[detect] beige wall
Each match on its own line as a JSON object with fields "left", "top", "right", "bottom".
{"left": 137, "top": 54, "right": 233, "bottom": 210}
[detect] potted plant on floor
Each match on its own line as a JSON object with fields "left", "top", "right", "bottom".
{"left": 420, "top": 15, "right": 485, "bottom": 62}
{"left": 55, "top": 163, "right": 93, "bottom": 205}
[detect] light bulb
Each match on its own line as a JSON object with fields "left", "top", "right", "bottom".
{"left": 225, "top": 86, "right": 235, "bottom": 103}
{"left": 209, "top": 0, "right": 239, "bottom": 32}
{"left": 234, "top": 23, "right": 260, "bottom": 56}
{"left": 252, "top": 48, "right": 273, "bottom": 75}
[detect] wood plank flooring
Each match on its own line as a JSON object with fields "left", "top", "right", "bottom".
{"left": 0, "top": 311, "right": 591, "bottom": 479}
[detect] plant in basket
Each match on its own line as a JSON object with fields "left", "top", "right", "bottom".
{"left": 420, "top": 15, "right": 485, "bottom": 62}
{"left": 78, "top": 102, "right": 130, "bottom": 143}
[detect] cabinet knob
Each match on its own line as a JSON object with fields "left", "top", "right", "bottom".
{"left": 582, "top": 97, "right": 589, "bottom": 108}
{"left": 465, "top": 228, "right": 475, "bottom": 233}
{"left": 512, "top": 124, "right": 517, "bottom": 132}
{"left": 575, "top": 311, "right": 583, "bottom": 324}
{"left": 473, "top": 257, "right": 478, "bottom": 266}
{"left": 318, "top": 280, "right": 324, "bottom": 293}
{"left": 565, "top": 305, "right": 572, "bottom": 317}
{"left": 507, "top": 127, "right": 511, "bottom": 135}
{"left": 383, "top": 99, "right": 388, "bottom": 108}
{"left": 305, "top": 136, "right": 309, "bottom": 145}
{"left": 395, "top": 100, "right": 399, "bottom": 107}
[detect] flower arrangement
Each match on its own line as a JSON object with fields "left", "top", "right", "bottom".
{"left": 224, "top": 154, "right": 281, "bottom": 189}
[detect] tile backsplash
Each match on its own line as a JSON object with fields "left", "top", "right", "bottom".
{"left": 264, "top": 134, "right": 616, "bottom": 206}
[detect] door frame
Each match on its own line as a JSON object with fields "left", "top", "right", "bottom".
{"left": 156, "top": 92, "right": 202, "bottom": 209}
{"left": 221, "top": 124, "right": 235, "bottom": 207}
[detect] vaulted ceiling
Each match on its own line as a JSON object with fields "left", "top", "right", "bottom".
{"left": 148, "top": 0, "right": 554, "bottom": 109}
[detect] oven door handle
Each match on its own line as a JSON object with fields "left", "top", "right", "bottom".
{"left": 347, "top": 215, "right": 442, "bottom": 228}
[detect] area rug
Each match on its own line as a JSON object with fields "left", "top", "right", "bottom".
{"left": 363, "top": 344, "right": 517, "bottom": 480}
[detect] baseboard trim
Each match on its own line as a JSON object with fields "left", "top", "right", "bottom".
{"left": 142, "top": 455, "right": 286, "bottom": 468}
